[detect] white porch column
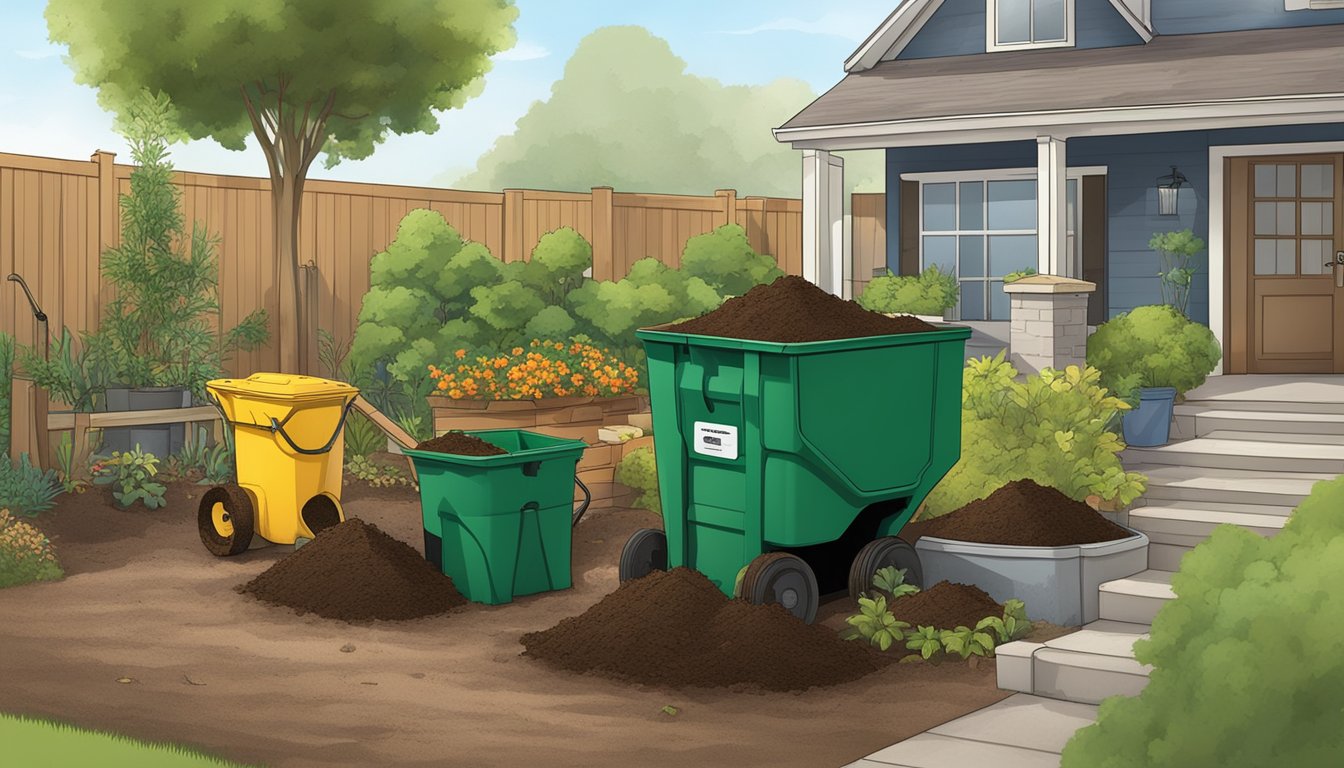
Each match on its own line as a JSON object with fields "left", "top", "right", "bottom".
{"left": 1036, "top": 136, "right": 1068, "bottom": 277}
{"left": 802, "top": 149, "right": 845, "bottom": 295}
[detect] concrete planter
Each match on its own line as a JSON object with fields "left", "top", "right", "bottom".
{"left": 914, "top": 526, "right": 1149, "bottom": 626}
{"left": 100, "top": 386, "right": 192, "bottom": 458}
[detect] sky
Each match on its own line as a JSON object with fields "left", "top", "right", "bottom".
{"left": 0, "top": 1, "right": 895, "bottom": 187}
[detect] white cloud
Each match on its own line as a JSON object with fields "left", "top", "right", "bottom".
{"left": 492, "top": 41, "right": 550, "bottom": 62}
{"left": 14, "top": 44, "right": 60, "bottom": 60}
{"left": 719, "top": 12, "right": 875, "bottom": 42}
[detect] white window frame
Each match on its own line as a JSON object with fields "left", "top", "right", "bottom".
{"left": 904, "top": 166, "right": 1106, "bottom": 321}
{"left": 1286, "top": 0, "right": 1344, "bottom": 10}
{"left": 986, "top": 0, "right": 1076, "bottom": 52}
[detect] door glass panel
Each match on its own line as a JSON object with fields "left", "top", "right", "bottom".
{"left": 1276, "top": 202, "right": 1296, "bottom": 235}
{"left": 1301, "top": 164, "right": 1334, "bottom": 198}
{"left": 1254, "top": 239, "right": 1296, "bottom": 275}
{"left": 1034, "top": 0, "right": 1067, "bottom": 41}
{"left": 923, "top": 236, "right": 957, "bottom": 275}
{"left": 1277, "top": 165, "right": 1297, "bottom": 198}
{"left": 959, "top": 236, "right": 985, "bottom": 278}
{"left": 989, "top": 281, "right": 1010, "bottom": 321}
{"left": 987, "top": 180, "right": 1036, "bottom": 229}
{"left": 923, "top": 184, "right": 956, "bottom": 231}
{"left": 988, "top": 235, "right": 1037, "bottom": 276}
{"left": 1254, "top": 202, "right": 1278, "bottom": 235}
{"left": 1301, "top": 240, "right": 1330, "bottom": 275}
{"left": 960, "top": 281, "right": 987, "bottom": 321}
{"left": 1301, "top": 202, "right": 1333, "bottom": 236}
{"left": 959, "top": 182, "right": 984, "bottom": 229}
{"left": 997, "top": 0, "right": 1031, "bottom": 44}
{"left": 1254, "top": 165, "right": 1277, "bottom": 198}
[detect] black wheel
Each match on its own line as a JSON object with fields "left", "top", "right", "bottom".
{"left": 198, "top": 484, "right": 255, "bottom": 557}
{"left": 849, "top": 536, "right": 923, "bottom": 601}
{"left": 301, "top": 494, "right": 343, "bottom": 537}
{"left": 619, "top": 528, "right": 667, "bottom": 583}
{"left": 740, "top": 552, "right": 819, "bottom": 624}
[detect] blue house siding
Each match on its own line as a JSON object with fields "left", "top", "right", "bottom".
{"left": 1154, "top": 0, "right": 1344, "bottom": 34}
{"left": 885, "top": 124, "right": 1344, "bottom": 327}
{"left": 899, "top": 0, "right": 1143, "bottom": 60}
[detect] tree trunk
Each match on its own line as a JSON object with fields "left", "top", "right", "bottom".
{"left": 271, "top": 170, "right": 304, "bottom": 374}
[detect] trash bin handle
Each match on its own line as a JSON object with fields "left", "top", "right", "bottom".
{"left": 269, "top": 397, "right": 356, "bottom": 456}
{"left": 572, "top": 475, "right": 592, "bottom": 528}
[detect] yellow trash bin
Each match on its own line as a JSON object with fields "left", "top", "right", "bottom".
{"left": 198, "top": 373, "right": 359, "bottom": 556}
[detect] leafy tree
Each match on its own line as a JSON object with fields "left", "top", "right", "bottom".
{"left": 48, "top": 0, "right": 519, "bottom": 372}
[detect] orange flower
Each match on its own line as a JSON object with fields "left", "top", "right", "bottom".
{"left": 512, "top": 347, "right": 524, "bottom": 356}
{"left": 455, "top": 349, "right": 466, "bottom": 359}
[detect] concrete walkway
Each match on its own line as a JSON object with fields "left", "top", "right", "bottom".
{"left": 844, "top": 694, "right": 1097, "bottom": 768}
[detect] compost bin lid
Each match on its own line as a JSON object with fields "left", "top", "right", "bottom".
{"left": 207, "top": 373, "right": 358, "bottom": 402}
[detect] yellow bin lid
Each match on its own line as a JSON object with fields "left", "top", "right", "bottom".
{"left": 206, "top": 373, "right": 358, "bottom": 402}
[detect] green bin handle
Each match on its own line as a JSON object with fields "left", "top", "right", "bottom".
{"left": 572, "top": 475, "right": 592, "bottom": 527}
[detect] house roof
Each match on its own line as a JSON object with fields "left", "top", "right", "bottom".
{"left": 780, "top": 26, "right": 1344, "bottom": 146}
{"left": 845, "top": 0, "right": 1152, "bottom": 72}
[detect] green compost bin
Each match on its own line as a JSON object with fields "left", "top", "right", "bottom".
{"left": 631, "top": 324, "right": 971, "bottom": 603}
{"left": 403, "top": 429, "right": 587, "bottom": 605}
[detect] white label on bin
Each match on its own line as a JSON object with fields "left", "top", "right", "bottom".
{"left": 693, "top": 422, "right": 738, "bottom": 460}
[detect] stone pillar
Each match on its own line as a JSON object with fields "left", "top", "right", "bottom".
{"left": 1004, "top": 275, "right": 1096, "bottom": 375}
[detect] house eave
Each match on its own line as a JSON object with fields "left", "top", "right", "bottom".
{"left": 773, "top": 94, "right": 1344, "bottom": 150}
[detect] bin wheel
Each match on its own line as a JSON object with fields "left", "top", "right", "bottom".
{"left": 618, "top": 528, "right": 667, "bottom": 583}
{"left": 198, "top": 484, "right": 255, "bottom": 557}
{"left": 741, "top": 553, "right": 819, "bottom": 624}
{"left": 849, "top": 536, "right": 923, "bottom": 602}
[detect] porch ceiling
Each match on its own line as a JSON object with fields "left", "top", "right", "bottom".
{"left": 777, "top": 26, "right": 1344, "bottom": 148}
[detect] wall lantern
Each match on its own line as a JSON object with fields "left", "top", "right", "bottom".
{"left": 1156, "top": 166, "right": 1188, "bottom": 216}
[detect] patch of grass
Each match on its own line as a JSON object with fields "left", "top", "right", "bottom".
{"left": 0, "top": 712, "right": 261, "bottom": 767}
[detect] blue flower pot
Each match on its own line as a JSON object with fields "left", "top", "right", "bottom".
{"left": 1122, "top": 387, "right": 1178, "bottom": 447}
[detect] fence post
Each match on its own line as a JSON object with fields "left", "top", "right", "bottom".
{"left": 92, "top": 150, "right": 118, "bottom": 322}
{"left": 715, "top": 189, "right": 738, "bottom": 229}
{"left": 591, "top": 186, "right": 614, "bottom": 281}
{"left": 502, "top": 189, "right": 525, "bottom": 262}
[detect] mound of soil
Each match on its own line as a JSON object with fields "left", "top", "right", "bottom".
{"left": 415, "top": 431, "right": 507, "bottom": 456}
{"left": 900, "top": 479, "right": 1132, "bottom": 548}
{"left": 239, "top": 519, "right": 467, "bottom": 622}
{"left": 521, "top": 567, "right": 885, "bottom": 691}
{"left": 664, "top": 275, "right": 936, "bottom": 342}
{"left": 888, "top": 582, "right": 1003, "bottom": 630}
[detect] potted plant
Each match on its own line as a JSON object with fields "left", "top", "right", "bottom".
{"left": 1086, "top": 304, "right": 1222, "bottom": 447}
{"left": 83, "top": 92, "right": 268, "bottom": 456}
{"left": 856, "top": 265, "right": 959, "bottom": 322}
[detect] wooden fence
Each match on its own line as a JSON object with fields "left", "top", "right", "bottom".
{"left": 0, "top": 149, "right": 804, "bottom": 375}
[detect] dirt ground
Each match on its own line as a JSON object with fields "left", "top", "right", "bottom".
{"left": 0, "top": 482, "right": 1018, "bottom": 768}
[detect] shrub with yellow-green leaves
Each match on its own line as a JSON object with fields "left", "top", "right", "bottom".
{"left": 0, "top": 509, "right": 63, "bottom": 589}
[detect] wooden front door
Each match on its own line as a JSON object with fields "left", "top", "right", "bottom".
{"left": 1227, "top": 155, "right": 1344, "bottom": 373}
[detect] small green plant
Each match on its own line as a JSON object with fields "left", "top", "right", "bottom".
{"left": 939, "top": 625, "right": 997, "bottom": 660}
{"left": 977, "top": 598, "right": 1033, "bottom": 644}
{"left": 615, "top": 446, "right": 660, "bottom": 515}
{"left": 0, "top": 454, "right": 63, "bottom": 517}
{"left": 18, "top": 327, "right": 107, "bottom": 412}
{"left": 0, "top": 509, "right": 63, "bottom": 588}
{"left": 1150, "top": 229, "right": 1205, "bottom": 317}
{"left": 872, "top": 566, "right": 920, "bottom": 599}
{"left": 905, "top": 625, "right": 944, "bottom": 660}
{"left": 343, "top": 411, "right": 385, "bottom": 459}
{"left": 168, "top": 429, "right": 233, "bottom": 486}
{"left": 856, "top": 265, "right": 959, "bottom": 316}
{"left": 1003, "top": 267, "right": 1038, "bottom": 283}
{"left": 843, "top": 594, "right": 910, "bottom": 651}
{"left": 92, "top": 446, "right": 167, "bottom": 509}
{"left": 53, "top": 433, "right": 89, "bottom": 494}
{"left": 1087, "top": 304, "right": 1222, "bottom": 400}
{"left": 345, "top": 455, "right": 412, "bottom": 489}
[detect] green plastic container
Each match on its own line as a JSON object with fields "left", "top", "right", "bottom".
{"left": 403, "top": 429, "right": 586, "bottom": 605}
{"left": 636, "top": 324, "right": 971, "bottom": 596}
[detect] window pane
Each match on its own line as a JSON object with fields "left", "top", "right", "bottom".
{"left": 923, "top": 236, "right": 957, "bottom": 276}
{"left": 1066, "top": 179, "right": 1078, "bottom": 233}
{"left": 997, "top": 0, "right": 1031, "bottom": 44}
{"left": 1302, "top": 164, "right": 1334, "bottom": 198}
{"left": 989, "top": 281, "right": 1010, "bottom": 321}
{"left": 988, "top": 235, "right": 1037, "bottom": 276}
{"left": 959, "top": 236, "right": 986, "bottom": 278}
{"left": 1254, "top": 202, "right": 1277, "bottom": 236}
{"left": 1254, "top": 165, "right": 1277, "bottom": 198}
{"left": 960, "top": 281, "right": 987, "bottom": 321}
{"left": 1302, "top": 202, "right": 1333, "bottom": 236}
{"left": 923, "top": 183, "right": 956, "bottom": 231}
{"left": 1277, "top": 202, "right": 1296, "bottom": 236}
{"left": 1254, "top": 240, "right": 1277, "bottom": 275}
{"left": 987, "top": 180, "right": 1037, "bottom": 230}
{"left": 1278, "top": 165, "right": 1297, "bottom": 198}
{"left": 1301, "top": 240, "right": 1329, "bottom": 275}
{"left": 1254, "top": 239, "right": 1296, "bottom": 275}
{"left": 959, "top": 182, "right": 984, "bottom": 230}
{"left": 1034, "top": 0, "right": 1067, "bottom": 41}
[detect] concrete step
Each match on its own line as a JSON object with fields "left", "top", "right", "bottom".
{"left": 1129, "top": 503, "right": 1289, "bottom": 548}
{"left": 1123, "top": 432, "right": 1344, "bottom": 474}
{"left": 998, "top": 620, "right": 1151, "bottom": 706}
{"left": 1129, "top": 463, "right": 1330, "bottom": 507}
{"left": 1098, "top": 570, "right": 1175, "bottom": 625}
{"left": 1174, "top": 406, "right": 1344, "bottom": 438}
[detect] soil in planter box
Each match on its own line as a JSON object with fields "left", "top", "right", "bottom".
{"left": 414, "top": 431, "right": 508, "bottom": 456}
{"left": 887, "top": 581, "right": 1003, "bottom": 631}
{"left": 663, "top": 275, "right": 936, "bottom": 343}
{"left": 899, "top": 479, "right": 1132, "bottom": 547}
{"left": 239, "top": 519, "right": 466, "bottom": 622}
{"left": 521, "top": 567, "right": 885, "bottom": 691}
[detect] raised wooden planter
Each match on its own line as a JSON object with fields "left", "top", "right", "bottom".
{"left": 428, "top": 394, "right": 650, "bottom": 509}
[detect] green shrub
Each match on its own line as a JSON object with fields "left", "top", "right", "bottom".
{"left": 922, "top": 352, "right": 1147, "bottom": 517}
{"left": 0, "top": 509, "right": 62, "bottom": 588}
{"left": 1150, "top": 229, "right": 1205, "bottom": 317}
{"left": 92, "top": 446, "right": 166, "bottom": 510}
{"left": 1086, "top": 304, "right": 1221, "bottom": 399}
{"left": 0, "top": 454, "right": 63, "bottom": 516}
{"left": 615, "top": 446, "right": 660, "bottom": 515}
{"left": 680, "top": 223, "right": 784, "bottom": 297}
{"left": 0, "top": 331, "right": 12, "bottom": 457}
{"left": 167, "top": 428, "right": 233, "bottom": 486}
{"left": 856, "top": 265, "right": 958, "bottom": 316}
{"left": 568, "top": 257, "right": 723, "bottom": 362}
{"left": 18, "top": 327, "right": 108, "bottom": 412}
{"left": 1061, "top": 475, "right": 1344, "bottom": 767}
